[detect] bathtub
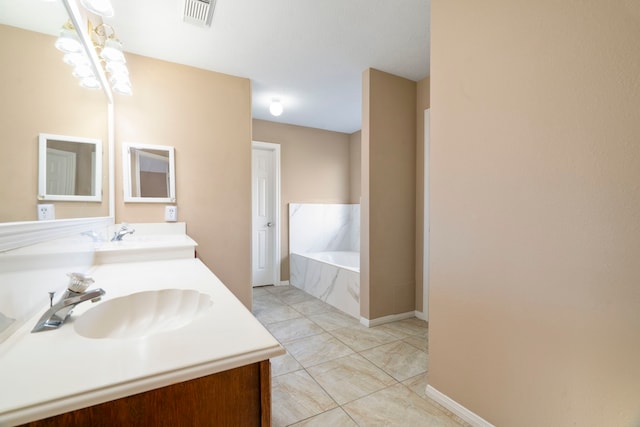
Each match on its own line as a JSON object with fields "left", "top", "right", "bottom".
{"left": 289, "top": 251, "right": 360, "bottom": 319}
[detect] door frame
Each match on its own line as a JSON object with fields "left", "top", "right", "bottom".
{"left": 251, "top": 140, "right": 281, "bottom": 286}
{"left": 423, "top": 108, "right": 430, "bottom": 320}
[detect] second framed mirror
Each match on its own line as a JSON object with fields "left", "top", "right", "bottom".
{"left": 123, "top": 142, "right": 175, "bottom": 203}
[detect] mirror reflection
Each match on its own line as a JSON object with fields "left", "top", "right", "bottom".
{"left": 123, "top": 143, "right": 176, "bottom": 203}
{"left": 38, "top": 133, "right": 102, "bottom": 201}
{"left": 0, "top": 2, "right": 109, "bottom": 223}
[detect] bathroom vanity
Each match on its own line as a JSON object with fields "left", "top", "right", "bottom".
{"left": 0, "top": 234, "right": 284, "bottom": 426}
{"left": 20, "top": 360, "right": 271, "bottom": 426}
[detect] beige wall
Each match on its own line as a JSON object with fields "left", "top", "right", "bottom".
{"left": 415, "top": 77, "right": 430, "bottom": 313}
{"left": 349, "top": 131, "right": 362, "bottom": 204}
{"left": 115, "top": 53, "right": 253, "bottom": 307}
{"left": 361, "top": 68, "right": 417, "bottom": 320}
{"left": 430, "top": 1, "right": 640, "bottom": 425}
{"left": 252, "top": 119, "right": 351, "bottom": 281}
{"left": 0, "top": 24, "right": 109, "bottom": 222}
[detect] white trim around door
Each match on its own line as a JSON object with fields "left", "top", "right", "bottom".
{"left": 251, "top": 141, "right": 281, "bottom": 287}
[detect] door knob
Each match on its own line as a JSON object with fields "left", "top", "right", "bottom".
{"left": 266, "top": 222, "right": 273, "bottom": 227}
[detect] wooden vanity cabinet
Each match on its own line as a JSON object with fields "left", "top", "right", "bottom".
{"left": 21, "top": 360, "right": 271, "bottom": 427}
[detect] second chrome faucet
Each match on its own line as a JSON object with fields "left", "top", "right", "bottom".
{"left": 111, "top": 224, "right": 135, "bottom": 241}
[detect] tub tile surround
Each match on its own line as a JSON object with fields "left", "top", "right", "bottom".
{"left": 253, "top": 285, "right": 469, "bottom": 426}
{"left": 290, "top": 253, "right": 360, "bottom": 318}
{"left": 289, "top": 203, "right": 360, "bottom": 319}
{"left": 289, "top": 203, "right": 360, "bottom": 254}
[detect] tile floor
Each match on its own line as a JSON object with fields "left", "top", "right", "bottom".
{"left": 253, "top": 285, "right": 470, "bottom": 427}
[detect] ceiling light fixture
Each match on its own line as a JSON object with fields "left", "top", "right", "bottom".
{"left": 269, "top": 99, "right": 283, "bottom": 117}
{"left": 80, "top": 0, "right": 114, "bottom": 17}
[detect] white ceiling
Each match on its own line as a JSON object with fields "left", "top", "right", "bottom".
{"left": 1, "top": 0, "right": 430, "bottom": 134}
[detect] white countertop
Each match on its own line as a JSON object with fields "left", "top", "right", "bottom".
{"left": 94, "top": 234, "right": 198, "bottom": 264}
{"left": 0, "top": 258, "right": 284, "bottom": 426}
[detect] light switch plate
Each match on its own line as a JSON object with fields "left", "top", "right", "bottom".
{"left": 165, "top": 205, "right": 178, "bottom": 222}
{"left": 37, "top": 204, "right": 55, "bottom": 221}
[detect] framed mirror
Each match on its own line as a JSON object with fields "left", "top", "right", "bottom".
{"left": 38, "top": 133, "right": 102, "bottom": 202}
{"left": 123, "top": 143, "right": 176, "bottom": 203}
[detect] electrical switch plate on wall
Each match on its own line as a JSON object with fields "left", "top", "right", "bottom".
{"left": 165, "top": 206, "right": 178, "bottom": 222}
{"left": 37, "top": 204, "right": 55, "bottom": 221}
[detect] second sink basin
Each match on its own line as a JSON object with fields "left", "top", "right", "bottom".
{"left": 74, "top": 289, "right": 212, "bottom": 339}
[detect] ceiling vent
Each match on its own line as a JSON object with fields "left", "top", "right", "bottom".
{"left": 183, "top": 0, "right": 217, "bottom": 27}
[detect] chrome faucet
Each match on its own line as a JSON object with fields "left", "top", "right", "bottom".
{"left": 81, "top": 229, "right": 101, "bottom": 242}
{"left": 111, "top": 224, "right": 135, "bottom": 241}
{"left": 31, "top": 273, "right": 105, "bottom": 333}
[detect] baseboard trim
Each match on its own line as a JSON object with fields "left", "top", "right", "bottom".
{"left": 414, "top": 310, "right": 428, "bottom": 321}
{"left": 278, "top": 280, "right": 290, "bottom": 286}
{"left": 425, "top": 385, "right": 494, "bottom": 427}
{"left": 360, "top": 311, "right": 415, "bottom": 327}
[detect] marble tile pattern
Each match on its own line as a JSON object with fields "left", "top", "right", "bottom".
{"left": 253, "top": 285, "right": 470, "bottom": 427}
{"left": 289, "top": 253, "right": 360, "bottom": 318}
{"left": 289, "top": 203, "right": 360, "bottom": 254}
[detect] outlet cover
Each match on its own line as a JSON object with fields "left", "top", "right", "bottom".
{"left": 165, "top": 205, "right": 178, "bottom": 222}
{"left": 37, "top": 204, "right": 55, "bottom": 221}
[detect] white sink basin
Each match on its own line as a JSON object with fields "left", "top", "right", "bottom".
{"left": 74, "top": 289, "right": 212, "bottom": 339}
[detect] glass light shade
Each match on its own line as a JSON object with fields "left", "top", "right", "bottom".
{"left": 54, "top": 27, "right": 82, "bottom": 53}
{"left": 269, "top": 100, "right": 283, "bottom": 117}
{"left": 110, "top": 73, "right": 130, "bottom": 85}
{"left": 63, "top": 52, "right": 90, "bottom": 67}
{"left": 80, "top": 76, "right": 101, "bottom": 89}
{"left": 80, "top": 0, "right": 114, "bottom": 17}
{"left": 110, "top": 73, "right": 132, "bottom": 95}
{"left": 100, "top": 39, "right": 125, "bottom": 63}
{"left": 106, "top": 61, "right": 129, "bottom": 76}
{"left": 112, "top": 81, "right": 133, "bottom": 95}
{"left": 72, "top": 64, "right": 95, "bottom": 79}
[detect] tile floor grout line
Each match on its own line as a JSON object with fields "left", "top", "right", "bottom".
{"left": 254, "top": 285, "right": 467, "bottom": 426}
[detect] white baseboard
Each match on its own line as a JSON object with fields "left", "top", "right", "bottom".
{"left": 414, "top": 310, "right": 428, "bottom": 321}
{"left": 360, "top": 311, "right": 415, "bottom": 327}
{"left": 425, "top": 385, "right": 494, "bottom": 427}
{"left": 278, "top": 280, "right": 290, "bottom": 286}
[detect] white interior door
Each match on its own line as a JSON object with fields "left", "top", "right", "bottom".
{"left": 46, "top": 148, "right": 76, "bottom": 195}
{"left": 252, "top": 142, "right": 280, "bottom": 287}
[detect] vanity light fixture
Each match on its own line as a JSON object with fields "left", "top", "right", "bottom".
{"left": 55, "top": 21, "right": 102, "bottom": 90}
{"left": 91, "top": 23, "right": 132, "bottom": 95}
{"left": 54, "top": 21, "right": 132, "bottom": 95}
{"left": 54, "top": 22, "right": 83, "bottom": 54}
{"left": 80, "top": 0, "right": 114, "bottom": 17}
{"left": 269, "top": 99, "right": 284, "bottom": 117}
